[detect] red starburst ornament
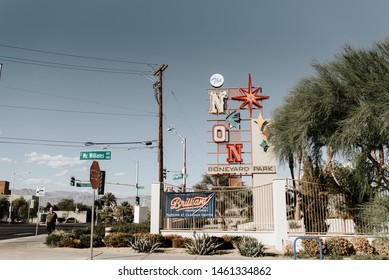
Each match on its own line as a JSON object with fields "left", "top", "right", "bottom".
{"left": 232, "top": 74, "right": 269, "bottom": 117}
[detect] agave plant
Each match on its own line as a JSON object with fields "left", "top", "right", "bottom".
{"left": 185, "top": 233, "right": 223, "bottom": 255}
{"left": 233, "top": 236, "right": 267, "bottom": 257}
{"left": 129, "top": 235, "right": 161, "bottom": 253}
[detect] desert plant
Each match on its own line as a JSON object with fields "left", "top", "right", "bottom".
{"left": 352, "top": 237, "right": 374, "bottom": 255}
{"left": 325, "top": 237, "right": 355, "bottom": 256}
{"left": 185, "top": 233, "right": 223, "bottom": 255}
{"left": 129, "top": 235, "right": 162, "bottom": 253}
{"left": 233, "top": 236, "right": 267, "bottom": 257}
{"left": 372, "top": 237, "right": 389, "bottom": 256}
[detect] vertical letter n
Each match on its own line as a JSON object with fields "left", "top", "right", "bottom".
{"left": 226, "top": 144, "right": 243, "bottom": 163}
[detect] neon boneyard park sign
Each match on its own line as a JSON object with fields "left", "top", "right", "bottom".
{"left": 164, "top": 192, "right": 216, "bottom": 218}
{"left": 207, "top": 74, "right": 276, "bottom": 178}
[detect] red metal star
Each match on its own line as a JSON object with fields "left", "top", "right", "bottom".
{"left": 232, "top": 74, "right": 269, "bottom": 117}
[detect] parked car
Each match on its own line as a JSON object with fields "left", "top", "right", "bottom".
{"left": 57, "top": 217, "right": 65, "bottom": 223}
{"left": 65, "top": 217, "right": 77, "bottom": 223}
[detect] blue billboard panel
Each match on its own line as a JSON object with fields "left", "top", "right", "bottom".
{"left": 164, "top": 192, "right": 216, "bottom": 218}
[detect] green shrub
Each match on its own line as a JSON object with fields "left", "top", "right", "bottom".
{"left": 352, "top": 237, "right": 374, "bottom": 255}
{"left": 46, "top": 231, "right": 65, "bottom": 247}
{"left": 59, "top": 237, "right": 81, "bottom": 248}
{"left": 163, "top": 234, "right": 187, "bottom": 248}
{"left": 112, "top": 221, "right": 150, "bottom": 235}
{"left": 301, "top": 238, "right": 323, "bottom": 257}
{"left": 233, "top": 236, "right": 267, "bottom": 257}
{"left": 79, "top": 234, "right": 92, "bottom": 248}
{"left": 185, "top": 233, "right": 223, "bottom": 255}
{"left": 172, "top": 237, "right": 187, "bottom": 248}
{"left": 163, "top": 234, "right": 185, "bottom": 247}
{"left": 372, "top": 238, "right": 389, "bottom": 256}
{"left": 219, "top": 235, "right": 241, "bottom": 250}
{"left": 104, "top": 232, "right": 131, "bottom": 247}
{"left": 325, "top": 237, "right": 355, "bottom": 256}
{"left": 283, "top": 241, "right": 294, "bottom": 257}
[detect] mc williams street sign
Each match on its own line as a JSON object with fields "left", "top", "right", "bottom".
{"left": 80, "top": 151, "right": 111, "bottom": 160}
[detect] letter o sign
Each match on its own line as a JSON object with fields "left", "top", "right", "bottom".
{"left": 213, "top": 124, "right": 228, "bottom": 143}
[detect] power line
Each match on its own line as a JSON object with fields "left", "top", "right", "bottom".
{"left": 0, "top": 104, "right": 157, "bottom": 117}
{"left": 0, "top": 137, "right": 83, "bottom": 148}
{"left": 0, "top": 136, "right": 159, "bottom": 150}
{"left": 0, "top": 85, "right": 157, "bottom": 115}
{"left": 0, "top": 136, "right": 83, "bottom": 144}
{"left": 0, "top": 43, "right": 159, "bottom": 68}
{"left": 0, "top": 55, "right": 153, "bottom": 75}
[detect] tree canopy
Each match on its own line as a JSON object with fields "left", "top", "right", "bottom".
{"left": 269, "top": 39, "right": 389, "bottom": 193}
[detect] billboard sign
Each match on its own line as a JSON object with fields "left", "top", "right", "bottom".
{"left": 164, "top": 192, "right": 216, "bottom": 218}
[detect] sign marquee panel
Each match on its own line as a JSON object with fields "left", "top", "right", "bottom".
{"left": 164, "top": 192, "right": 216, "bottom": 218}
{"left": 207, "top": 73, "right": 277, "bottom": 181}
{"left": 207, "top": 164, "right": 276, "bottom": 175}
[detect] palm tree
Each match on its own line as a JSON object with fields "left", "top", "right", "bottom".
{"left": 269, "top": 39, "right": 389, "bottom": 232}
{"left": 100, "top": 192, "right": 117, "bottom": 208}
{"left": 114, "top": 201, "right": 134, "bottom": 223}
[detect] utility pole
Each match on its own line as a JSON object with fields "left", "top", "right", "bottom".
{"left": 154, "top": 64, "right": 168, "bottom": 183}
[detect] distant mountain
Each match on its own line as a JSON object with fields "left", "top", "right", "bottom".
{"left": 14, "top": 189, "right": 151, "bottom": 207}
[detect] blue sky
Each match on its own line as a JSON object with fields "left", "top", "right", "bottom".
{"left": 0, "top": 0, "right": 388, "bottom": 198}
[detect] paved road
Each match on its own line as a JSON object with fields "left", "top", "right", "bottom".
{"left": 0, "top": 223, "right": 88, "bottom": 240}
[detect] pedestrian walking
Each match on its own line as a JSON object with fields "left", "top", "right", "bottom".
{"left": 45, "top": 207, "right": 58, "bottom": 235}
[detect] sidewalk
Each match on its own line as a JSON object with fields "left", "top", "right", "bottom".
{"left": 0, "top": 234, "right": 287, "bottom": 260}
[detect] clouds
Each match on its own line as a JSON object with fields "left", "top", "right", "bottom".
{"left": 0, "top": 157, "right": 14, "bottom": 163}
{"left": 25, "top": 152, "right": 85, "bottom": 168}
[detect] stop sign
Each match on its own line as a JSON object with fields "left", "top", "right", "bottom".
{"left": 90, "top": 161, "right": 101, "bottom": 190}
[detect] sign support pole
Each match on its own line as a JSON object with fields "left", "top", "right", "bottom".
{"left": 35, "top": 196, "right": 40, "bottom": 236}
{"left": 90, "top": 189, "right": 95, "bottom": 260}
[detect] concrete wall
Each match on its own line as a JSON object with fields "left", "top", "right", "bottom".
{"left": 151, "top": 179, "right": 289, "bottom": 251}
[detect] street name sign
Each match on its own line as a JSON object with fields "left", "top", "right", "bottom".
{"left": 173, "top": 174, "right": 188, "bottom": 180}
{"left": 173, "top": 173, "right": 183, "bottom": 180}
{"left": 80, "top": 151, "right": 111, "bottom": 160}
{"left": 78, "top": 182, "right": 91, "bottom": 188}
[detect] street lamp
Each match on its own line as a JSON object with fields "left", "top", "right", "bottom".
{"left": 167, "top": 125, "right": 187, "bottom": 192}
{"left": 85, "top": 140, "right": 157, "bottom": 147}
{"left": 8, "top": 171, "right": 31, "bottom": 223}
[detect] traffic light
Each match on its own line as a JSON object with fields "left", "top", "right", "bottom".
{"left": 135, "top": 196, "right": 140, "bottom": 206}
{"left": 163, "top": 168, "right": 167, "bottom": 179}
{"left": 98, "top": 170, "right": 106, "bottom": 195}
{"left": 70, "top": 176, "right": 75, "bottom": 186}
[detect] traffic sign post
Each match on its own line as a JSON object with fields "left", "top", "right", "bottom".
{"left": 89, "top": 160, "right": 100, "bottom": 260}
{"left": 35, "top": 186, "right": 45, "bottom": 236}
{"left": 80, "top": 151, "right": 111, "bottom": 160}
